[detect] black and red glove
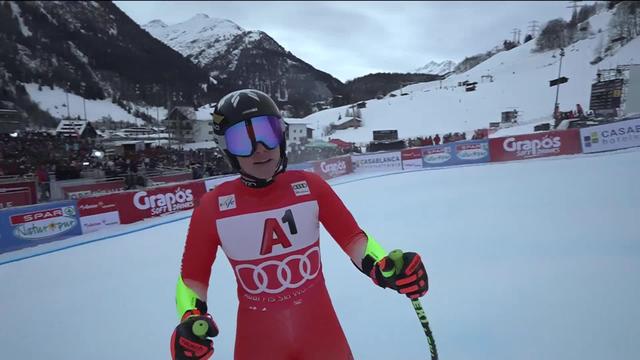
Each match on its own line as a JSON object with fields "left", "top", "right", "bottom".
{"left": 368, "top": 252, "right": 428, "bottom": 299}
{"left": 171, "top": 309, "right": 219, "bottom": 360}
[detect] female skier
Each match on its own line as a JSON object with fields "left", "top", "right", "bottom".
{"left": 170, "top": 89, "right": 429, "bottom": 360}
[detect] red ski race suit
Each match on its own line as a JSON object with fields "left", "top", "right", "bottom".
{"left": 180, "top": 170, "right": 363, "bottom": 359}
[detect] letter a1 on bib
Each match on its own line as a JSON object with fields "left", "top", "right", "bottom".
{"left": 260, "top": 218, "right": 293, "bottom": 255}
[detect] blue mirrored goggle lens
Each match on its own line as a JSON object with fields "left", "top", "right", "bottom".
{"left": 224, "top": 121, "right": 253, "bottom": 156}
{"left": 224, "top": 116, "right": 283, "bottom": 157}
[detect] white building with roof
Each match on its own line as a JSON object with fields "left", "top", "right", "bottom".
{"left": 165, "top": 104, "right": 215, "bottom": 143}
{"left": 284, "top": 118, "right": 313, "bottom": 150}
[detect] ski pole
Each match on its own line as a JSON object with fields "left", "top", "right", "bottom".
{"left": 389, "top": 249, "right": 439, "bottom": 360}
{"left": 192, "top": 319, "right": 209, "bottom": 338}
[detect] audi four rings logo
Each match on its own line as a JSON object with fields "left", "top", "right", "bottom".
{"left": 234, "top": 247, "right": 320, "bottom": 294}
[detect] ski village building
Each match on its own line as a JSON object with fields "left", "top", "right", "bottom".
{"left": 165, "top": 105, "right": 215, "bottom": 144}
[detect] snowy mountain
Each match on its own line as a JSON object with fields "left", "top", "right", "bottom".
{"left": 143, "top": 14, "right": 347, "bottom": 116}
{"left": 0, "top": 1, "right": 211, "bottom": 126}
{"left": 414, "top": 60, "right": 457, "bottom": 75}
{"left": 303, "top": 7, "right": 640, "bottom": 144}
{"left": 142, "top": 14, "right": 244, "bottom": 68}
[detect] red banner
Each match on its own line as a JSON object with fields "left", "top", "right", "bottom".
{"left": 63, "top": 180, "right": 126, "bottom": 199}
{"left": 76, "top": 180, "right": 208, "bottom": 225}
{"left": 148, "top": 172, "right": 192, "bottom": 184}
{"left": 122, "top": 181, "right": 208, "bottom": 223}
{"left": 0, "top": 180, "right": 36, "bottom": 205}
{"left": 489, "top": 129, "right": 581, "bottom": 162}
{"left": 401, "top": 147, "right": 423, "bottom": 160}
{"left": 312, "top": 156, "right": 353, "bottom": 180}
{"left": 0, "top": 189, "right": 32, "bottom": 209}
{"left": 78, "top": 194, "right": 128, "bottom": 217}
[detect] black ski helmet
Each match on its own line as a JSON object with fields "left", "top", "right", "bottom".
{"left": 212, "top": 89, "right": 288, "bottom": 182}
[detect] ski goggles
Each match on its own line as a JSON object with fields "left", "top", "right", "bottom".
{"left": 224, "top": 115, "right": 284, "bottom": 157}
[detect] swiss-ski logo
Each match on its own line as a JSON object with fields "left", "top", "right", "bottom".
{"left": 218, "top": 194, "right": 236, "bottom": 211}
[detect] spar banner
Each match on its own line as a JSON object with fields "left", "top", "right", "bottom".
{"left": 422, "top": 140, "right": 490, "bottom": 168}
{"left": 580, "top": 118, "right": 640, "bottom": 153}
{"left": 0, "top": 188, "right": 33, "bottom": 209}
{"left": 312, "top": 155, "right": 353, "bottom": 180}
{"left": 0, "top": 180, "right": 37, "bottom": 205}
{"left": 401, "top": 147, "right": 424, "bottom": 170}
{"left": 119, "top": 180, "right": 208, "bottom": 224}
{"left": 0, "top": 200, "right": 82, "bottom": 253}
{"left": 489, "top": 129, "right": 581, "bottom": 162}
{"left": 63, "top": 179, "right": 126, "bottom": 199}
{"left": 352, "top": 151, "right": 402, "bottom": 173}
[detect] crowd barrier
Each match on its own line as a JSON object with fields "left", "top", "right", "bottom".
{"left": 62, "top": 178, "right": 126, "bottom": 199}
{"left": 0, "top": 187, "right": 33, "bottom": 209}
{"left": 0, "top": 179, "right": 37, "bottom": 207}
{"left": 2, "top": 117, "right": 639, "bottom": 254}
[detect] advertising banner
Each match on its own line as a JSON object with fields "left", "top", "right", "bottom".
{"left": 119, "top": 181, "right": 208, "bottom": 224}
{"left": 62, "top": 180, "right": 126, "bottom": 199}
{"left": 77, "top": 195, "right": 125, "bottom": 234}
{"left": 352, "top": 151, "right": 402, "bottom": 173}
{"left": 0, "top": 200, "right": 82, "bottom": 253}
{"left": 0, "top": 188, "right": 32, "bottom": 209}
{"left": 312, "top": 156, "right": 353, "bottom": 180}
{"left": 421, "top": 140, "right": 490, "bottom": 168}
{"left": 287, "top": 162, "right": 315, "bottom": 172}
{"left": 401, "top": 147, "right": 424, "bottom": 170}
{"left": 148, "top": 172, "right": 192, "bottom": 184}
{"left": 580, "top": 118, "right": 640, "bottom": 153}
{"left": 489, "top": 129, "right": 581, "bottom": 162}
{"left": 0, "top": 180, "right": 36, "bottom": 205}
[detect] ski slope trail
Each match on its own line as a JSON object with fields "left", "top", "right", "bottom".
{"left": 1, "top": 149, "right": 639, "bottom": 360}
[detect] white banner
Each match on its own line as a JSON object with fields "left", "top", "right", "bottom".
{"left": 580, "top": 118, "right": 640, "bottom": 153}
{"left": 80, "top": 211, "right": 120, "bottom": 234}
{"left": 402, "top": 159, "right": 423, "bottom": 170}
{"left": 351, "top": 152, "right": 402, "bottom": 173}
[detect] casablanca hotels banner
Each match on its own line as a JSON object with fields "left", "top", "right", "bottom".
{"left": 351, "top": 151, "right": 402, "bottom": 172}
{"left": 580, "top": 117, "right": 640, "bottom": 153}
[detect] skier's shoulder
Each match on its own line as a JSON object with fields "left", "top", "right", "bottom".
{"left": 281, "top": 170, "right": 328, "bottom": 193}
{"left": 198, "top": 177, "right": 241, "bottom": 208}
{"left": 281, "top": 169, "right": 323, "bottom": 184}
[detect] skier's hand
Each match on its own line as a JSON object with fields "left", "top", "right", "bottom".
{"left": 370, "top": 251, "right": 428, "bottom": 299}
{"left": 171, "top": 310, "right": 218, "bottom": 360}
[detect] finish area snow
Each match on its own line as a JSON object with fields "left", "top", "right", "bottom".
{"left": 1, "top": 149, "right": 639, "bottom": 360}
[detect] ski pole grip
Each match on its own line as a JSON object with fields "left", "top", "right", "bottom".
{"left": 192, "top": 319, "right": 209, "bottom": 338}
{"left": 389, "top": 249, "right": 404, "bottom": 275}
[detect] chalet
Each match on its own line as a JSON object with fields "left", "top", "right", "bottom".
{"left": 330, "top": 116, "right": 362, "bottom": 131}
{"left": 165, "top": 105, "right": 214, "bottom": 143}
{"left": 284, "top": 118, "right": 314, "bottom": 149}
{"left": 55, "top": 119, "right": 98, "bottom": 138}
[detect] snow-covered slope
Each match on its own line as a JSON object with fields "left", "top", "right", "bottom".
{"left": 23, "top": 83, "right": 167, "bottom": 125}
{"left": 305, "top": 9, "right": 639, "bottom": 143}
{"left": 414, "top": 60, "right": 457, "bottom": 75}
{"left": 2, "top": 148, "right": 639, "bottom": 359}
